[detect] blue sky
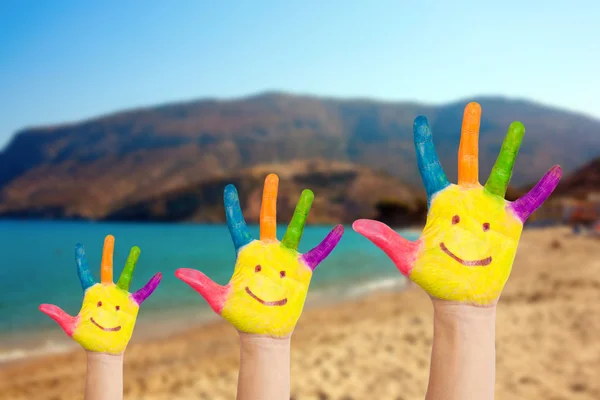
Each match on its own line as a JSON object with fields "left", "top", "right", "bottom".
{"left": 1, "top": 1, "right": 599, "bottom": 149}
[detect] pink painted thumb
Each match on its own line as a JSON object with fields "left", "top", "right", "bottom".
{"left": 352, "top": 219, "right": 419, "bottom": 276}
{"left": 39, "top": 304, "right": 79, "bottom": 337}
{"left": 175, "top": 268, "right": 228, "bottom": 315}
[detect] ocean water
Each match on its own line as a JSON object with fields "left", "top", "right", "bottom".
{"left": 0, "top": 220, "right": 419, "bottom": 362}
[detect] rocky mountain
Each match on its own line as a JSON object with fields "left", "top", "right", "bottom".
{"left": 0, "top": 92, "right": 598, "bottom": 222}
{"left": 104, "top": 160, "right": 427, "bottom": 225}
{"left": 554, "top": 156, "right": 600, "bottom": 200}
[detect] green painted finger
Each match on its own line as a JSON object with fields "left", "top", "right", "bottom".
{"left": 484, "top": 121, "right": 525, "bottom": 197}
{"left": 116, "top": 246, "right": 141, "bottom": 290}
{"left": 282, "top": 189, "right": 314, "bottom": 250}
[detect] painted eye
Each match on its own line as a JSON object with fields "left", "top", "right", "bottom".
{"left": 452, "top": 215, "right": 460, "bottom": 224}
{"left": 280, "top": 271, "right": 286, "bottom": 278}
{"left": 255, "top": 265, "right": 262, "bottom": 273}
{"left": 483, "top": 222, "right": 490, "bottom": 232}
{"left": 97, "top": 301, "right": 102, "bottom": 307}
{"left": 115, "top": 305, "right": 120, "bottom": 311}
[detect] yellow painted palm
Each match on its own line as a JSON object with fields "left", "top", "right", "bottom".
{"left": 354, "top": 103, "right": 562, "bottom": 305}
{"left": 176, "top": 174, "right": 344, "bottom": 337}
{"left": 39, "top": 235, "right": 162, "bottom": 354}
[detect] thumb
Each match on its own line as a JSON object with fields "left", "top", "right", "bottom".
{"left": 39, "top": 304, "right": 79, "bottom": 337}
{"left": 352, "top": 219, "right": 420, "bottom": 276}
{"left": 175, "top": 268, "right": 229, "bottom": 315}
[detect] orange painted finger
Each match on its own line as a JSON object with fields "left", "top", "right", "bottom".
{"left": 458, "top": 102, "right": 481, "bottom": 186}
{"left": 101, "top": 235, "right": 114, "bottom": 283}
{"left": 260, "top": 174, "right": 279, "bottom": 241}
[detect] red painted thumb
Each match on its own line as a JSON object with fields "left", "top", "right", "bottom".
{"left": 175, "top": 268, "right": 228, "bottom": 315}
{"left": 39, "top": 304, "right": 79, "bottom": 337}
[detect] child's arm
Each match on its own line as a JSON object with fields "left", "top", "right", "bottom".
{"left": 426, "top": 301, "right": 496, "bottom": 400}
{"left": 39, "top": 236, "right": 161, "bottom": 400}
{"left": 236, "top": 335, "right": 291, "bottom": 400}
{"left": 85, "top": 352, "right": 124, "bottom": 400}
{"left": 354, "top": 102, "right": 561, "bottom": 400}
{"left": 176, "top": 174, "right": 343, "bottom": 400}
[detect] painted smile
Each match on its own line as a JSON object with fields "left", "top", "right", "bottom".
{"left": 90, "top": 318, "right": 122, "bottom": 332}
{"left": 245, "top": 287, "right": 288, "bottom": 306}
{"left": 440, "top": 242, "right": 492, "bottom": 267}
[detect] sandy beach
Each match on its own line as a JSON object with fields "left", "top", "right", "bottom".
{"left": 1, "top": 227, "right": 598, "bottom": 399}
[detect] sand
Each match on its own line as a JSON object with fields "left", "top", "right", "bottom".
{"left": 1, "top": 227, "right": 599, "bottom": 399}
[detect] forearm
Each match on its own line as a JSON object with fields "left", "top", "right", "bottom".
{"left": 237, "top": 333, "right": 291, "bottom": 400}
{"left": 426, "top": 300, "right": 496, "bottom": 400}
{"left": 85, "top": 352, "right": 123, "bottom": 400}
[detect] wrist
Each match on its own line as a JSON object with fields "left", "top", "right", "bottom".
{"left": 431, "top": 299, "right": 496, "bottom": 345}
{"left": 86, "top": 351, "right": 124, "bottom": 367}
{"left": 432, "top": 299, "right": 497, "bottom": 321}
{"left": 86, "top": 351, "right": 124, "bottom": 360}
{"left": 239, "top": 332, "right": 291, "bottom": 350}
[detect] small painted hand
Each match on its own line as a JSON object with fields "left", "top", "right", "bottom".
{"left": 39, "top": 235, "right": 162, "bottom": 354}
{"left": 176, "top": 174, "right": 343, "bottom": 337}
{"left": 354, "top": 102, "right": 562, "bottom": 306}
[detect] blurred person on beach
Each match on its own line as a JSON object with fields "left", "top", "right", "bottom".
{"left": 354, "top": 103, "right": 561, "bottom": 400}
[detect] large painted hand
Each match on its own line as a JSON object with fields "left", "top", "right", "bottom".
{"left": 354, "top": 102, "right": 562, "bottom": 306}
{"left": 176, "top": 174, "right": 344, "bottom": 337}
{"left": 39, "top": 235, "right": 162, "bottom": 354}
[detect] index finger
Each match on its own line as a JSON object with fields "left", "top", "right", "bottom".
{"left": 101, "top": 235, "right": 114, "bottom": 283}
{"left": 75, "top": 244, "right": 96, "bottom": 291}
{"left": 458, "top": 102, "right": 481, "bottom": 186}
{"left": 224, "top": 184, "right": 253, "bottom": 252}
{"left": 414, "top": 116, "right": 450, "bottom": 204}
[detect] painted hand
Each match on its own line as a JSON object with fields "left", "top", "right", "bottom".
{"left": 354, "top": 102, "right": 562, "bottom": 306}
{"left": 176, "top": 174, "right": 344, "bottom": 337}
{"left": 39, "top": 235, "right": 162, "bottom": 354}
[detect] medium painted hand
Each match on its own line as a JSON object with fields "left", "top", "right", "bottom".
{"left": 176, "top": 174, "right": 344, "bottom": 337}
{"left": 39, "top": 235, "right": 162, "bottom": 354}
{"left": 354, "top": 102, "right": 562, "bottom": 306}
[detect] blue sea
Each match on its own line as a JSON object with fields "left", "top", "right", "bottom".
{"left": 0, "top": 220, "right": 419, "bottom": 362}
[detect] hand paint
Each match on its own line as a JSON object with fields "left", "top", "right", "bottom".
{"left": 176, "top": 174, "right": 344, "bottom": 337}
{"left": 39, "top": 235, "right": 162, "bottom": 354}
{"left": 354, "top": 102, "right": 562, "bottom": 306}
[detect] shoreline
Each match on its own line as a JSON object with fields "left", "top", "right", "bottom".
{"left": 0, "top": 274, "right": 409, "bottom": 365}
{"left": 1, "top": 227, "right": 598, "bottom": 399}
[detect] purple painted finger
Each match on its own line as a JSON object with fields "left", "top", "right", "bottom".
{"left": 302, "top": 225, "right": 344, "bottom": 270}
{"left": 510, "top": 165, "right": 562, "bottom": 222}
{"left": 132, "top": 272, "right": 163, "bottom": 305}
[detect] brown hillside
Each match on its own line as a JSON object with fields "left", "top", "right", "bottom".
{"left": 1, "top": 92, "right": 597, "bottom": 221}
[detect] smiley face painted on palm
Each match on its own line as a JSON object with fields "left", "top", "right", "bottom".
{"left": 71, "top": 283, "right": 140, "bottom": 353}
{"left": 39, "top": 236, "right": 162, "bottom": 354}
{"left": 412, "top": 185, "right": 522, "bottom": 304}
{"left": 354, "top": 102, "right": 562, "bottom": 306}
{"left": 221, "top": 241, "right": 313, "bottom": 335}
{"left": 176, "top": 174, "right": 343, "bottom": 337}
